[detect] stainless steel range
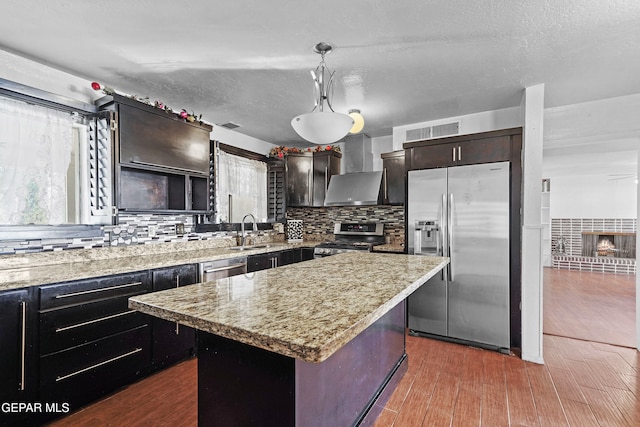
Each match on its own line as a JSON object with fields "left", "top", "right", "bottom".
{"left": 314, "top": 223, "right": 385, "bottom": 257}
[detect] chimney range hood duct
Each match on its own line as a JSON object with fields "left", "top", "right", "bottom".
{"left": 324, "top": 171, "right": 383, "bottom": 206}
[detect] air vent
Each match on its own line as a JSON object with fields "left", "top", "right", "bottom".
{"left": 432, "top": 122, "right": 459, "bottom": 138}
{"left": 405, "top": 127, "right": 431, "bottom": 142}
{"left": 219, "top": 121, "right": 241, "bottom": 130}
{"left": 405, "top": 121, "right": 460, "bottom": 142}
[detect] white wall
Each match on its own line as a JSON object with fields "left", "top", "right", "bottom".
{"left": 549, "top": 174, "right": 637, "bottom": 218}
{"left": 542, "top": 94, "right": 640, "bottom": 220}
{"left": 392, "top": 106, "right": 522, "bottom": 148}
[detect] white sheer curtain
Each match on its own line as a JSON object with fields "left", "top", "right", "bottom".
{"left": 217, "top": 151, "right": 267, "bottom": 222}
{"left": 0, "top": 97, "right": 74, "bottom": 224}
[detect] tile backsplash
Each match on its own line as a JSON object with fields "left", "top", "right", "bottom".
{"left": 286, "top": 205, "right": 405, "bottom": 244}
{"left": 1, "top": 206, "right": 406, "bottom": 255}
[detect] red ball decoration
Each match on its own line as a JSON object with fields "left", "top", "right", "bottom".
{"left": 179, "top": 110, "right": 188, "bottom": 119}
{"left": 91, "top": 82, "right": 101, "bottom": 91}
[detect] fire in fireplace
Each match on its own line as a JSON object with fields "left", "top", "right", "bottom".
{"left": 582, "top": 232, "right": 636, "bottom": 259}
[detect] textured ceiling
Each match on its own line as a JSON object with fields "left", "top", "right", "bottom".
{"left": 1, "top": 0, "right": 640, "bottom": 147}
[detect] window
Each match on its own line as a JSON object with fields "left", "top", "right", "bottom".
{"left": 216, "top": 150, "right": 267, "bottom": 222}
{"left": 0, "top": 95, "right": 90, "bottom": 225}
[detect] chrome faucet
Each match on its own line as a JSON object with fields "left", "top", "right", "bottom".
{"left": 240, "top": 213, "right": 258, "bottom": 247}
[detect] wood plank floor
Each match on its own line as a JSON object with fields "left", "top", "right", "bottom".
{"left": 48, "top": 334, "right": 640, "bottom": 427}
{"left": 543, "top": 267, "right": 636, "bottom": 347}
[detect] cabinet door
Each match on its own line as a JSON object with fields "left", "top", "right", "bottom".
{"left": 408, "top": 143, "right": 455, "bottom": 170}
{"left": 0, "top": 289, "right": 31, "bottom": 403}
{"left": 247, "top": 253, "right": 281, "bottom": 272}
{"left": 382, "top": 155, "right": 405, "bottom": 204}
{"left": 151, "top": 265, "right": 197, "bottom": 367}
{"left": 118, "top": 103, "right": 210, "bottom": 173}
{"left": 286, "top": 155, "right": 313, "bottom": 207}
{"left": 312, "top": 152, "right": 341, "bottom": 207}
{"left": 279, "top": 249, "right": 296, "bottom": 266}
{"left": 457, "top": 135, "right": 511, "bottom": 166}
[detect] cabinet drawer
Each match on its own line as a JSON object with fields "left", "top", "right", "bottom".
{"left": 39, "top": 271, "right": 151, "bottom": 310}
{"left": 40, "top": 325, "right": 151, "bottom": 392}
{"left": 39, "top": 296, "right": 149, "bottom": 355}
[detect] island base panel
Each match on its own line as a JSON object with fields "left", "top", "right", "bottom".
{"left": 197, "top": 302, "right": 406, "bottom": 427}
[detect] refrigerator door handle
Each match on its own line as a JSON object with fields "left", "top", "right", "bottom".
{"left": 440, "top": 193, "right": 446, "bottom": 280}
{"left": 448, "top": 192, "right": 454, "bottom": 281}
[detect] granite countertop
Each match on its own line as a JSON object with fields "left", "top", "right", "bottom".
{"left": 129, "top": 252, "right": 449, "bottom": 363}
{"left": 372, "top": 244, "right": 405, "bottom": 253}
{"left": 0, "top": 240, "right": 316, "bottom": 292}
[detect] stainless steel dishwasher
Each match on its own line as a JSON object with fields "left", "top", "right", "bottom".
{"left": 199, "top": 256, "right": 247, "bottom": 282}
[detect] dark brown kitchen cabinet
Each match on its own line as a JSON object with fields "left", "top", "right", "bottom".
{"left": 286, "top": 153, "right": 313, "bottom": 207}
{"left": 405, "top": 130, "right": 513, "bottom": 171}
{"left": 246, "top": 249, "right": 301, "bottom": 272}
{"left": 38, "top": 271, "right": 152, "bottom": 419}
{"left": 312, "top": 150, "right": 341, "bottom": 207}
{"left": 381, "top": 150, "right": 405, "bottom": 205}
{"left": 267, "top": 159, "right": 286, "bottom": 222}
{"left": 286, "top": 151, "right": 341, "bottom": 207}
{"left": 0, "top": 288, "right": 35, "bottom": 419}
{"left": 95, "top": 94, "right": 213, "bottom": 214}
{"left": 151, "top": 264, "right": 198, "bottom": 368}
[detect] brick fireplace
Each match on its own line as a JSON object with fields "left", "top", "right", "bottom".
{"left": 551, "top": 218, "right": 636, "bottom": 274}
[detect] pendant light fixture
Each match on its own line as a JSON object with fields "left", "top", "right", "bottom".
{"left": 291, "top": 42, "right": 354, "bottom": 144}
{"left": 348, "top": 109, "right": 365, "bottom": 134}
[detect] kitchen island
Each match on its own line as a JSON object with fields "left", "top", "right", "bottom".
{"left": 129, "top": 252, "right": 448, "bottom": 427}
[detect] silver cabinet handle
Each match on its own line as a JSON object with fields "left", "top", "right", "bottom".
{"left": 440, "top": 194, "right": 446, "bottom": 281}
{"left": 383, "top": 168, "right": 388, "bottom": 201}
{"left": 203, "top": 263, "right": 246, "bottom": 273}
{"left": 308, "top": 170, "right": 312, "bottom": 205}
{"left": 54, "top": 282, "right": 143, "bottom": 299}
{"left": 55, "top": 348, "right": 143, "bottom": 382}
{"left": 129, "top": 160, "right": 205, "bottom": 176}
{"left": 175, "top": 274, "right": 181, "bottom": 334}
{"left": 458, "top": 146, "right": 461, "bottom": 162}
{"left": 452, "top": 147, "right": 456, "bottom": 162}
{"left": 20, "top": 301, "right": 26, "bottom": 391}
{"left": 448, "top": 193, "right": 454, "bottom": 281}
{"left": 55, "top": 310, "right": 137, "bottom": 333}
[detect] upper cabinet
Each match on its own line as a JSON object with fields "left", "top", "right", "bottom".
{"left": 381, "top": 150, "right": 405, "bottom": 205}
{"left": 96, "top": 95, "right": 213, "bottom": 214}
{"left": 118, "top": 103, "right": 210, "bottom": 173}
{"left": 286, "top": 151, "right": 341, "bottom": 207}
{"left": 404, "top": 128, "right": 517, "bottom": 171}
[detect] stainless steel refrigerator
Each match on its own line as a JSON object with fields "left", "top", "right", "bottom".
{"left": 407, "top": 161, "right": 510, "bottom": 351}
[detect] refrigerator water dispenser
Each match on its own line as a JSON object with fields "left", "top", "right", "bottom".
{"left": 414, "top": 220, "right": 440, "bottom": 254}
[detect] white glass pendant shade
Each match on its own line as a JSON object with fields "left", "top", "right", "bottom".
{"left": 291, "top": 111, "right": 354, "bottom": 144}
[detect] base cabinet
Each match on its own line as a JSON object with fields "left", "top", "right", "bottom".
{"left": 151, "top": 264, "right": 198, "bottom": 368}
{"left": 37, "top": 271, "right": 152, "bottom": 422}
{"left": 247, "top": 248, "right": 312, "bottom": 273}
{"left": 0, "top": 289, "right": 35, "bottom": 427}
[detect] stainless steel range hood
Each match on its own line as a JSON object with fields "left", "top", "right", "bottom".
{"left": 324, "top": 171, "right": 383, "bottom": 206}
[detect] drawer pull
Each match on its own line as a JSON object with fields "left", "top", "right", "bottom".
{"left": 203, "top": 263, "right": 246, "bottom": 274}
{"left": 55, "top": 348, "right": 143, "bottom": 382}
{"left": 55, "top": 310, "right": 137, "bottom": 333}
{"left": 54, "top": 282, "right": 143, "bottom": 299}
{"left": 20, "top": 301, "right": 26, "bottom": 391}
